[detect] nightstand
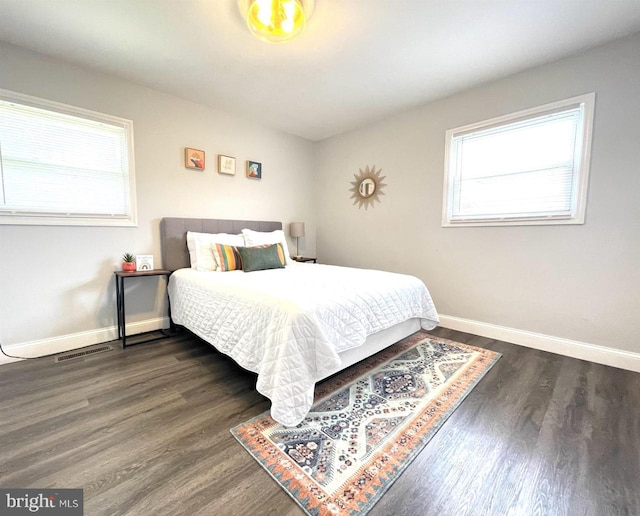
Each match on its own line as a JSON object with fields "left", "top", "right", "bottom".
{"left": 114, "top": 269, "right": 173, "bottom": 348}
{"left": 292, "top": 257, "right": 317, "bottom": 263}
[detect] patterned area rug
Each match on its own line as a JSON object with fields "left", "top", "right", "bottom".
{"left": 231, "top": 333, "right": 501, "bottom": 515}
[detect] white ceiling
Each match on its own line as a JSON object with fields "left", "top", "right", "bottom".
{"left": 1, "top": 0, "right": 640, "bottom": 141}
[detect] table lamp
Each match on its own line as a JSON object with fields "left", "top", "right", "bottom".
{"left": 290, "top": 222, "right": 305, "bottom": 258}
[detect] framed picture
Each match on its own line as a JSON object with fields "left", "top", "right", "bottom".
{"left": 135, "top": 254, "right": 154, "bottom": 271}
{"left": 185, "top": 148, "right": 205, "bottom": 170}
{"left": 246, "top": 160, "right": 262, "bottom": 179}
{"left": 218, "top": 154, "right": 236, "bottom": 175}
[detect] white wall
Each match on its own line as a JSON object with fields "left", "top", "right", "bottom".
{"left": 0, "top": 42, "right": 315, "bottom": 359}
{"left": 315, "top": 33, "right": 640, "bottom": 355}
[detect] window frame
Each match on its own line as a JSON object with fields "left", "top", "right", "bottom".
{"left": 441, "top": 93, "right": 595, "bottom": 227}
{"left": 0, "top": 88, "right": 137, "bottom": 227}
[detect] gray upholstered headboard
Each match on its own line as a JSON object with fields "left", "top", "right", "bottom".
{"left": 160, "top": 217, "right": 283, "bottom": 271}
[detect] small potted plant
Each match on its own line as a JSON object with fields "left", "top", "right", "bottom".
{"left": 122, "top": 253, "right": 136, "bottom": 272}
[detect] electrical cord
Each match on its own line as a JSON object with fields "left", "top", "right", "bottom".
{"left": 0, "top": 340, "right": 32, "bottom": 360}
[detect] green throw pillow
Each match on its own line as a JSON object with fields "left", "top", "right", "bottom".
{"left": 237, "top": 244, "right": 286, "bottom": 273}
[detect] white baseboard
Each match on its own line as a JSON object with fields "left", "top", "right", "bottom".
{"left": 0, "top": 317, "right": 169, "bottom": 365}
{"left": 438, "top": 314, "right": 640, "bottom": 373}
{"left": 0, "top": 354, "right": 22, "bottom": 365}
{"left": 4, "top": 314, "right": 637, "bottom": 374}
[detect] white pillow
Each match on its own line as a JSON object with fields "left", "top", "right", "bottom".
{"left": 186, "top": 231, "right": 199, "bottom": 269}
{"left": 186, "top": 231, "right": 244, "bottom": 271}
{"left": 241, "top": 228, "right": 293, "bottom": 265}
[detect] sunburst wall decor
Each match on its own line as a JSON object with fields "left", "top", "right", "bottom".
{"left": 349, "top": 165, "right": 387, "bottom": 210}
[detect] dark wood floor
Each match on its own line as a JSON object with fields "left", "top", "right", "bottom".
{"left": 0, "top": 327, "right": 638, "bottom": 515}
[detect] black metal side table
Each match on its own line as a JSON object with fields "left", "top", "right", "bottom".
{"left": 292, "top": 257, "right": 317, "bottom": 263}
{"left": 114, "top": 269, "right": 172, "bottom": 348}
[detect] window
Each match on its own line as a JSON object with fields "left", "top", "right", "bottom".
{"left": 0, "top": 89, "right": 136, "bottom": 226}
{"left": 442, "top": 93, "right": 594, "bottom": 227}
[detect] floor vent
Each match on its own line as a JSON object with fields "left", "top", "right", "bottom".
{"left": 55, "top": 345, "right": 114, "bottom": 363}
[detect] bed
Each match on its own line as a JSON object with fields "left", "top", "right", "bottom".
{"left": 161, "top": 217, "right": 439, "bottom": 426}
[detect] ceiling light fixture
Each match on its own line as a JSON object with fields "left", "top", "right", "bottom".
{"left": 240, "top": 0, "right": 314, "bottom": 44}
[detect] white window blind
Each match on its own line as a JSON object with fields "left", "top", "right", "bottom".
{"left": 443, "top": 94, "right": 594, "bottom": 227}
{"left": 0, "top": 90, "right": 136, "bottom": 226}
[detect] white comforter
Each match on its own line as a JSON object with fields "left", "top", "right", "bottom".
{"left": 168, "top": 263, "right": 439, "bottom": 426}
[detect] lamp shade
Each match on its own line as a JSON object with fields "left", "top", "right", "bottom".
{"left": 290, "top": 222, "right": 305, "bottom": 238}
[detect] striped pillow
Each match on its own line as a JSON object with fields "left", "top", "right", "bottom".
{"left": 212, "top": 243, "right": 241, "bottom": 272}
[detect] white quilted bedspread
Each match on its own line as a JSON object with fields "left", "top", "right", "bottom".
{"left": 168, "top": 263, "right": 439, "bottom": 426}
